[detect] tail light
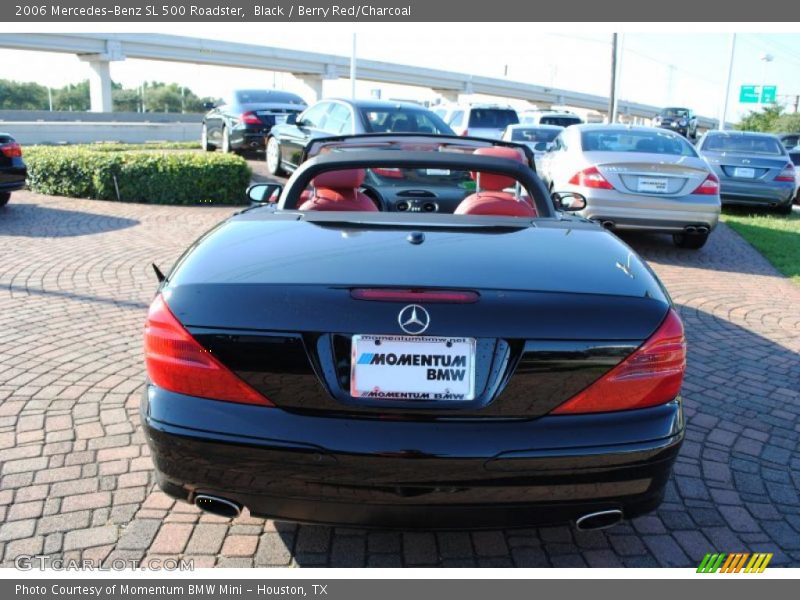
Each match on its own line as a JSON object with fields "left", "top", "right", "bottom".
{"left": 551, "top": 309, "right": 686, "bottom": 414}
{"left": 240, "top": 111, "right": 262, "bottom": 125}
{"left": 351, "top": 288, "right": 479, "bottom": 303}
{"left": 460, "top": 129, "right": 469, "bottom": 137}
{"left": 568, "top": 166, "right": 614, "bottom": 190}
{"left": 372, "top": 167, "right": 404, "bottom": 179}
{"left": 0, "top": 142, "right": 22, "bottom": 158}
{"left": 775, "top": 164, "right": 796, "bottom": 182}
{"left": 692, "top": 173, "right": 720, "bottom": 195}
{"left": 144, "top": 295, "right": 272, "bottom": 406}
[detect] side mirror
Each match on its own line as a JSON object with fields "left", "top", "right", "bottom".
{"left": 247, "top": 183, "right": 282, "bottom": 205}
{"left": 202, "top": 101, "right": 216, "bottom": 110}
{"left": 552, "top": 191, "right": 587, "bottom": 212}
{"left": 533, "top": 141, "right": 549, "bottom": 152}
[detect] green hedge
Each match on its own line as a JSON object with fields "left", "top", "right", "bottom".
{"left": 25, "top": 146, "right": 251, "bottom": 205}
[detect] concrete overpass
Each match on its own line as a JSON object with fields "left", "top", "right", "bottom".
{"left": 0, "top": 32, "right": 720, "bottom": 128}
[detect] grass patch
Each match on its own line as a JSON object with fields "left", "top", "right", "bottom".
{"left": 721, "top": 207, "right": 800, "bottom": 284}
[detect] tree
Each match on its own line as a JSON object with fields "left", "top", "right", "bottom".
{"left": 113, "top": 88, "right": 141, "bottom": 112}
{"left": 0, "top": 79, "right": 49, "bottom": 110}
{"left": 53, "top": 80, "right": 90, "bottom": 111}
{"left": 735, "top": 104, "right": 784, "bottom": 132}
{"left": 770, "top": 113, "right": 800, "bottom": 134}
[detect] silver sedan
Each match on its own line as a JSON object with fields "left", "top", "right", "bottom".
{"left": 539, "top": 124, "right": 721, "bottom": 249}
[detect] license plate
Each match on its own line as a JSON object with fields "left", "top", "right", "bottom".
{"left": 637, "top": 177, "right": 669, "bottom": 193}
{"left": 351, "top": 335, "right": 476, "bottom": 401}
{"left": 734, "top": 167, "right": 756, "bottom": 178}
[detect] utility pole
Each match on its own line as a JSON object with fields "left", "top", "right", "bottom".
{"left": 719, "top": 33, "right": 737, "bottom": 130}
{"left": 608, "top": 33, "right": 618, "bottom": 124}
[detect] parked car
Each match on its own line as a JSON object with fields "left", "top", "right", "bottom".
{"left": 696, "top": 131, "right": 796, "bottom": 215}
{"left": 265, "top": 99, "right": 453, "bottom": 176}
{"left": 501, "top": 124, "right": 563, "bottom": 171}
{"left": 538, "top": 124, "right": 721, "bottom": 249}
{"left": 143, "top": 134, "right": 686, "bottom": 530}
{"left": 202, "top": 89, "right": 307, "bottom": 154}
{"left": 0, "top": 133, "right": 27, "bottom": 207}
{"left": 520, "top": 110, "right": 583, "bottom": 128}
{"left": 653, "top": 107, "right": 698, "bottom": 140}
{"left": 777, "top": 133, "right": 800, "bottom": 150}
{"left": 443, "top": 103, "right": 519, "bottom": 139}
{"left": 786, "top": 146, "right": 799, "bottom": 205}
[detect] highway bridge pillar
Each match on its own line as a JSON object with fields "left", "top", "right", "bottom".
{"left": 296, "top": 75, "right": 324, "bottom": 102}
{"left": 85, "top": 59, "right": 113, "bottom": 113}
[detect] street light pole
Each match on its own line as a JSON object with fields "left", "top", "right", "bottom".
{"left": 719, "top": 33, "right": 737, "bottom": 130}
{"left": 608, "top": 33, "right": 618, "bottom": 124}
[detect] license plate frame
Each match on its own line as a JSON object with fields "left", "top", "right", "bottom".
{"left": 350, "top": 334, "right": 476, "bottom": 401}
{"left": 637, "top": 177, "right": 669, "bottom": 193}
{"left": 734, "top": 167, "right": 756, "bottom": 179}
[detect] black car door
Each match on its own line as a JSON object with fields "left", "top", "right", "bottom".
{"left": 279, "top": 102, "right": 332, "bottom": 169}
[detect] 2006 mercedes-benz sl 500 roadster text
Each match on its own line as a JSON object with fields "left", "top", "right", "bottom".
{"left": 142, "top": 135, "right": 686, "bottom": 531}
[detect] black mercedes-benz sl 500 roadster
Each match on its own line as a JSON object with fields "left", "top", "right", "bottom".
{"left": 142, "top": 135, "right": 685, "bottom": 531}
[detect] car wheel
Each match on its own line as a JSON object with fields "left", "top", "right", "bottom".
{"left": 0, "top": 192, "right": 10, "bottom": 207}
{"left": 220, "top": 126, "right": 231, "bottom": 153}
{"left": 201, "top": 124, "right": 214, "bottom": 151}
{"left": 775, "top": 202, "right": 793, "bottom": 215}
{"left": 672, "top": 231, "right": 709, "bottom": 249}
{"left": 266, "top": 137, "right": 285, "bottom": 176}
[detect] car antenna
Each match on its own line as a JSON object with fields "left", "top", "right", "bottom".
{"left": 152, "top": 263, "right": 166, "bottom": 284}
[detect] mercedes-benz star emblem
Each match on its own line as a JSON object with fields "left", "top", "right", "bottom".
{"left": 398, "top": 305, "right": 430, "bottom": 335}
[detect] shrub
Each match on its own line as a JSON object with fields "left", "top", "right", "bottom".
{"left": 24, "top": 145, "right": 251, "bottom": 205}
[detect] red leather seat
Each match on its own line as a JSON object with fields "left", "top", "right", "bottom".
{"left": 298, "top": 169, "right": 378, "bottom": 212}
{"left": 454, "top": 147, "right": 537, "bottom": 217}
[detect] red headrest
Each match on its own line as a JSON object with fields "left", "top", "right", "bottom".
{"left": 471, "top": 147, "right": 525, "bottom": 191}
{"left": 313, "top": 168, "right": 366, "bottom": 189}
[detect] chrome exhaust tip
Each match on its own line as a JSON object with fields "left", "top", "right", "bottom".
{"left": 601, "top": 220, "right": 615, "bottom": 229}
{"left": 575, "top": 509, "right": 624, "bottom": 531}
{"left": 696, "top": 226, "right": 710, "bottom": 234}
{"left": 194, "top": 494, "right": 242, "bottom": 519}
{"left": 684, "top": 225, "right": 697, "bottom": 233}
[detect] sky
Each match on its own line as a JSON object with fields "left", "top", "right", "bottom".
{"left": 1, "top": 26, "right": 799, "bottom": 122}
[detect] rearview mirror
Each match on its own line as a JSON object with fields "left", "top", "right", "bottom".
{"left": 247, "top": 183, "right": 282, "bottom": 205}
{"left": 552, "top": 191, "right": 587, "bottom": 212}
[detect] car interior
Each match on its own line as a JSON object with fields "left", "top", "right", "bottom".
{"left": 293, "top": 146, "right": 538, "bottom": 217}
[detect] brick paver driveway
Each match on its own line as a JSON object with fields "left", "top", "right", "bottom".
{"left": 1, "top": 190, "right": 798, "bottom": 568}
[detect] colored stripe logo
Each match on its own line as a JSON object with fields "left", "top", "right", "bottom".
{"left": 697, "top": 552, "right": 772, "bottom": 573}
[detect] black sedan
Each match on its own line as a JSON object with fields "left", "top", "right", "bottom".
{"left": 653, "top": 107, "right": 698, "bottom": 140}
{"left": 142, "top": 136, "right": 686, "bottom": 530}
{"left": 202, "top": 89, "right": 306, "bottom": 154}
{"left": 265, "top": 99, "right": 454, "bottom": 176}
{"left": 0, "top": 133, "right": 27, "bottom": 207}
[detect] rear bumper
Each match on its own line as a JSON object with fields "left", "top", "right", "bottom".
{"left": 719, "top": 180, "right": 795, "bottom": 207}
{"left": 575, "top": 188, "right": 720, "bottom": 232}
{"left": 142, "top": 385, "right": 684, "bottom": 529}
{"left": 230, "top": 125, "right": 270, "bottom": 150}
{"left": 0, "top": 167, "right": 27, "bottom": 193}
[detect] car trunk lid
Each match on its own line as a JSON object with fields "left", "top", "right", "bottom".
{"left": 586, "top": 152, "right": 709, "bottom": 196}
{"left": 163, "top": 215, "right": 670, "bottom": 419}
